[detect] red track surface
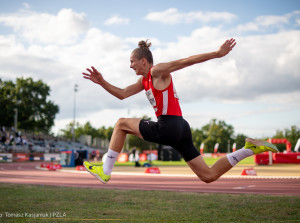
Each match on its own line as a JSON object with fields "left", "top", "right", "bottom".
{"left": 1, "top": 162, "right": 299, "bottom": 196}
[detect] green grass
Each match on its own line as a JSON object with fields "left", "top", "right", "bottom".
{"left": 0, "top": 183, "right": 299, "bottom": 223}
{"left": 91, "top": 157, "right": 255, "bottom": 167}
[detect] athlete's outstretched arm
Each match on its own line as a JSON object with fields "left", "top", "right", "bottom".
{"left": 83, "top": 66, "right": 144, "bottom": 100}
{"left": 152, "top": 38, "right": 236, "bottom": 78}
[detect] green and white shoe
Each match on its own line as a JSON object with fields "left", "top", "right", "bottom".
{"left": 83, "top": 161, "right": 111, "bottom": 184}
{"left": 245, "top": 138, "right": 279, "bottom": 154}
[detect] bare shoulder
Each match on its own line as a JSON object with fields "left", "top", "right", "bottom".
{"left": 151, "top": 58, "right": 187, "bottom": 78}
{"left": 151, "top": 66, "right": 172, "bottom": 90}
{"left": 151, "top": 64, "right": 171, "bottom": 79}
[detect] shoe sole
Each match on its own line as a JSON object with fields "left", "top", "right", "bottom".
{"left": 83, "top": 162, "right": 107, "bottom": 184}
{"left": 263, "top": 142, "right": 279, "bottom": 153}
{"left": 246, "top": 138, "right": 279, "bottom": 153}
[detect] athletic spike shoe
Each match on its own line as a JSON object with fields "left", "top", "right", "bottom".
{"left": 245, "top": 138, "right": 279, "bottom": 154}
{"left": 83, "top": 161, "right": 111, "bottom": 184}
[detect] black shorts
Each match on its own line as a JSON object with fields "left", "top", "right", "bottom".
{"left": 139, "top": 115, "right": 200, "bottom": 162}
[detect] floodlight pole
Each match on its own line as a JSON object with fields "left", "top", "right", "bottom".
{"left": 72, "top": 84, "right": 78, "bottom": 142}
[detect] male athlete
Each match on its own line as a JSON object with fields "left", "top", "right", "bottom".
{"left": 82, "top": 39, "right": 278, "bottom": 184}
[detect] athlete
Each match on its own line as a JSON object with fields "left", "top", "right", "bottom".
{"left": 82, "top": 39, "right": 278, "bottom": 184}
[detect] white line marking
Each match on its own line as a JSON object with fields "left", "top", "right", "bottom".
{"left": 35, "top": 166, "right": 300, "bottom": 179}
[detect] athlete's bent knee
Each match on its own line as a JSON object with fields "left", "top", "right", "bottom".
{"left": 198, "top": 174, "right": 219, "bottom": 184}
{"left": 115, "top": 118, "right": 126, "bottom": 128}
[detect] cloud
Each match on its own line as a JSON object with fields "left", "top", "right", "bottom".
{"left": 104, "top": 15, "right": 130, "bottom": 26}
{"left": 0, "top": 8, "right": 89, "bottom": 45}
{"left": 256, "top": 15, "right": 289, "bottom": 26}
{"left": 0, "top": 11, "right": 134, "bottom": 120}
{"left": 163, "top": 29, "right": 300, "bottom": 104}
{"left": 237, "top": 11, "right": 300, "bottom": 32}
{"left": 23, "top": 3, "right": 30, "bottom": 10}
{"left": 145, "top": 8, "right": 237, "bottom": 25}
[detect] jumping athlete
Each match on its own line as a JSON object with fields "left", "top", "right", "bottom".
{"left": 82, "top": 39, "right": 278, "bottom": 184}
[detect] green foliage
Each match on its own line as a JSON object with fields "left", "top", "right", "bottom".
{"left": 235, "top": 134, "right": 248, "bottom": 150}
{"left": 60, "top": 115, "right": 156, "bottom": 151}
{"left": 0, "top": 79, "right": 16, "bottom": 127}
{"left": 0, "top": 77, "right": 59, "bottom": 133}
{"left": 60, "top": 121, "right": 114, "bottom": 144}
{"left": 191, "top": 128, "right": 204, "bottom": 150}
{"left": 59, "top": 122, "right": 73, "bottom": 139}
{"left": 272, "top": 125, "right": 300, "bottom": 152}
{"left": 76, "top": 121, "right": 99, "bottom": 139}
{"left": 202, "top": 119, "right": 234, "bottom": 153}
{"left": 128, "top": 134, "right": 156, "bottom": 151}
{"left": 286, "top": 126, "right": 300, "bottom": 149}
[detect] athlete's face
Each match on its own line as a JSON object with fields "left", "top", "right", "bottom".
{"left": 130, "top": 53, "right": 146, "bottom": 76}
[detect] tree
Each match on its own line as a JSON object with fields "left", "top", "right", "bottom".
{"left": 273, "top": 126, "right": 300, "bottom": 152}
{"left": 284, "top": 126, "right": 300, "bottom": 150}
{"left": 235, "top": 134, "right": 248, "bottom": 150}
{"left": 191, "top": 128, "right": 205, "bottom": 151}
{"left": 60, "top": 115, "right": 157, "bottom": 151}
{"left": 59, "top": 122, "right": 73, "bottom": 139}
{"left": 60, "top": 121, "right": 98, "bottom": 141}
{"left": 103, "top": 126, "right": 114, "bottom": 141}
{"left": 272, "top": 129, "right": 286, "bottom": 152}
{"left": 0, "top": 79, "right": 16, "bottom": 127}
{"left": 202, "top": 119, "right": 234, "bottom": 153}
{"left": 76, "top": 122, "right": 98, "bottom": 139}
{"left": 0, "top": 77, "right": 59, "bottom": 133}
{"left": 97, "top": 126, "right": 107, "bottom": 139}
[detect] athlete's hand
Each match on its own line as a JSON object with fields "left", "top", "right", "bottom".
{"left": 82, "top": 66, "right": 104, "bottom": 85}
{"left": 216, "top": 38, "right": 236, "bottom": 58}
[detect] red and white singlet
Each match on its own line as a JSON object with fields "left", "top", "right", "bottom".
{"left": 142, "top": 69, "right": 182, "bottom": 117}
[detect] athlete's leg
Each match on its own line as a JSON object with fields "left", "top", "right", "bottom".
{"left": 177, "top": 119, "right": 232, "bottom": 183}
{"left": 102, "top": 118, "right": 143, "bottom": 175}
{"left": 84, "top": 118, "right": 143, "bottom": 183}
{"left": 187, "top": 155, "right": 232, "bottom": 183}
{"left": 109, "top": 118, "right": 143, "bottom": 153}
{"left": 187, "top": 138, "right": 278, "bottom": 183}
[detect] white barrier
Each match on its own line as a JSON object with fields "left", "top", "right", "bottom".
{"left": 44, "top": 153, "right": 60, "bottom": 161}
{"left": 0, "top": 153, "right": 13, "bottom": 162}
{"left": 294, "top": 138, "right": 300, "bottom": 152}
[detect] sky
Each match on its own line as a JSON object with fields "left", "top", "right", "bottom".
{"left": 0, "top": 0, "right": 299, "bottom": 139}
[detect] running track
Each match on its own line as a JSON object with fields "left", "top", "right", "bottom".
{"left": 0, "top": 162, "right": 299, "bottom": 196}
